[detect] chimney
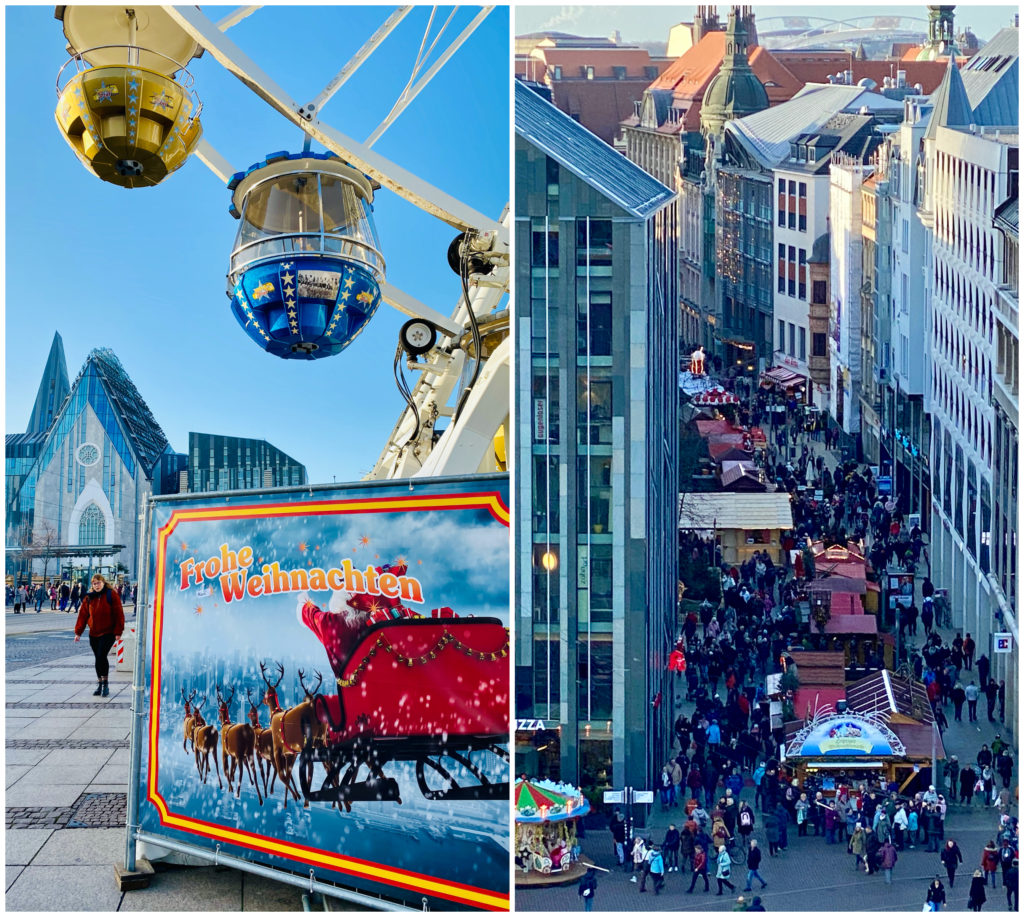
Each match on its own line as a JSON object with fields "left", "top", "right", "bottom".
{"left": 896, "top": 69, "right": 906, "bottom": 88}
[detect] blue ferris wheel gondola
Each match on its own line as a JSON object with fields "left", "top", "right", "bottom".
{"left": 226, "top": 151, "right": 386, "bottom": 360}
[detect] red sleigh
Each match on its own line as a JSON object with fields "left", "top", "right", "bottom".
{"left": 297, "top": 615, "right": 510, "bottom": 806}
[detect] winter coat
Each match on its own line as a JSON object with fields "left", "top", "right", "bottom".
{"left": 926, "top": 883, "right": 946, "bottom": 905}
{"left": 982, "top": 845, "right": 1000, "bottom": 874}
{"left": 764, "top": 814, "right": 780, "bottom": 844}
{"left": 74, "top": 586, "right": 125, "bottom": 638}
{"left": 663, "top": 827, "right": 680, "bottom": 852}
{"left": 850, "top": 830, "right": 866, "bottom": 856}
{"left": 879, "top": 844, "right": 898, "bottom": 869}
{"left": 941, "top": 843, "right": 963, "bottom": 871}
{"left": 693, "top": 849, "right": 708, "bottom": 874}
{"left": 578, "top": 871, "right": 597, "bottom": 900}
{"left": 968, "top": 875, "right": 987, "bottom": 909}
{"left": 715, "top": 848, "right": 732, "bottom": 879}
{"left": 747, "top": 846, "right": 762, "bottom": 870}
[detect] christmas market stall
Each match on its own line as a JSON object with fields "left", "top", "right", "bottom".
{"left": 678, "top": 491, "right": 794, "bottom": 565}
{"left": 782, "top": 702, "right": 943, "bottom": 798}
{"left": 515, "top": 778, "right": 591, "bottom": 887}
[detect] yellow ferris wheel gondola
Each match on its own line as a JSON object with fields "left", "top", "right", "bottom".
{"left": 54, "top": 6, "right": 204, "bottom": 188}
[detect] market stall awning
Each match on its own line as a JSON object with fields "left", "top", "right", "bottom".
{"left": 514, "top": 778, "right": 590, "bottom": 823}
{"left": 692, "top": 386, "right": 740, "bottom": 406}
{"left": 696, "top": 419, "right": 741, "bottom": 437}
{"left": 762, "top": 366, "right": 805, "bottom": 387}
{"left": 679, "top": 491, "right": 794, "bottom": 531}
{"left": 824, "top": 614, "right": 877, "bottom": 634}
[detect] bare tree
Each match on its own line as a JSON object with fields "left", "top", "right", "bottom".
{"left": 34, "top": 519, "right": 60, "bottom": 587}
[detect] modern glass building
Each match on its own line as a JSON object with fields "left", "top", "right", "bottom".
{"left": 514, "top": 80, "right": 679, "bottom": 800}
{"left": 8, "top": 340, "right": 307, "bottom": 582}
{"left": 187, "top": 432, "right": 306, "bottom": 492}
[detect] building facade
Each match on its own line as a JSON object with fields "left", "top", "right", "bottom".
{"left": 187, "top": 432, "right": 307, "bottom": 493}
{"left": 515, "top": 80, "right": 679, "bottom": 798}
{"left": 923, "top": 45, "right": 1018, "bottom": 710}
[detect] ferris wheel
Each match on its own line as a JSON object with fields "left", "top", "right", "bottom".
{"left": 52, "top": 5, "right": 509, "bottom": 482}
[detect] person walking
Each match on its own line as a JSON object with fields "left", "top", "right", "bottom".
{"left": 926, "top": 877, "right": 947, "bottom": 911}
{"left": 715, "top": 843, "right": 737, "bottom": 896}
{"left": 982, "top": 841, "right": 1000, "bottom": 888}
{"left": 73, "top": 574, "right": 125, "bottom": 697}
{"left": 610, "top": 808, "right": 627, "bottom": 868}
{"left": 744, "top": 839, "right": 768, "bottom": 891}
{"left": 850, "top": 824, "right": 867, "bottom": 871}
{"left": 968, "top": 870, "right": 987, "bottom": 911}
{"left": 630, "top": 835, "right": 647, "bottom": 882}
{"left": 984, "top": 681, "right": 999, "bottom": 722}
{"left": 941, "top": 839, "right": 963, "bottom": 888}
{"left": 14, "top": 583, "right": 28, "bottom": 613}
{"left": 880, "top": 839, "right": 898, "bottom": 884}
{"left": 34, "top": 584, "right": 45, "bottom": 613}
{"left": 686, "top": 845, "right": 710, "bottom": 894}
{"left": 865, "top": 826, "right": 881, "bottom": 875}
{"left": 664, "top": 823, "right": 680, "bottom": 872}
{"left": 578, "top": 866, "right": 598, "bottom": 912}
{"left": 965, "top": 683, "right": 980, "bottom": 722}
{"left": 1004, "top": 857, "right": 1018, "bottom": 912}
{"left": 648, "top": 846, "right": 665, "bottom": 895}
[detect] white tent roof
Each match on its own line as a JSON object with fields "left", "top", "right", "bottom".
{"left": 678, "top": 491, "right": 794, "bottom": 531}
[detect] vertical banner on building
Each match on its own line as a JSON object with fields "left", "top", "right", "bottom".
{"left": 134, "top": 476, "right": 510, "bottom": 910}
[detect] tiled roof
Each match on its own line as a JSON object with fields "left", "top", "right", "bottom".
{"left": 515, "top": 80, "right": 675, "bottom": 219}
{"left": 678, "top": 491, "right": 794, "bottom": 530}
{"left": 527, "top": 46, "right": 662, "bottom": 79}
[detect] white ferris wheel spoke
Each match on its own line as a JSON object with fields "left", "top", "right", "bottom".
{"left": 162, "top": 5, "right": 506, "bottom": 241}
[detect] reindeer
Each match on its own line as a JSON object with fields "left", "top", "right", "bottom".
{"left": 181, "top": 687, "right": 199, "bottom": 753}
{"left": 191, "top": 695, "right": 222, "bottom": 789}
{"left": 216, "top": 685, "right": 262, "bottom": 805}
{"left": 259, "top": 661, "right": 302, "bottom": 808}
{"left": 246, "top": 687, "right": 276, "bottom": 799}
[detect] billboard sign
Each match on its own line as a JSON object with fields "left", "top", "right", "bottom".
{"left": 132, "top": 476, "right": 510, "bottom": 910}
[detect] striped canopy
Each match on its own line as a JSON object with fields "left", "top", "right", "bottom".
{"left": 514, "top": 778, "right": 590, "bottom": 823}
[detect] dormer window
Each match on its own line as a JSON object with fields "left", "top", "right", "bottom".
{"left": 586, "top": 65, "right": 595, "bottom": 80}
{"left": 613, "top": 65, "right": 627, "bottom": 80}
{"left": 552, "top": 65, "right": 562, "bottom": 80}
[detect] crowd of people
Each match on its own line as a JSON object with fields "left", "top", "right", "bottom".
{"left": 6, "top": 579, "right": 135, "bottom": 613}
{"left": 582, "top": 388, "right": 1019, "bottom": 911}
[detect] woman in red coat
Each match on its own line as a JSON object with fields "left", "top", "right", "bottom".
{"left": 74, "top": 574, "right": 124, "bottom": 697}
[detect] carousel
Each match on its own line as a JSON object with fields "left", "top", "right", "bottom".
{"left": 515, "top": 778, "right": 591, "bottom": 886}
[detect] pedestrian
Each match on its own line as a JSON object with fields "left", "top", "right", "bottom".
{"left": 968, "top": 869, "right": 987, "bottom": 911}
{"left": 630, "top": 836, "right": 647, "bottom": 882}
{"left": 686, "top": 845, "right": 710, "bottom": 894}
{"left": 976, "top": 654, "right": 990, "bottom": 689}
{"left": 941, "top": 839, "right": 963, "bottom": 887}
{"left": 865, "top": 826, "right": 881, "bottom": 875}
{"left": 744, "top": 839, "right": 768, "bottom": 891}
{"left": 984, "top": 681, "right": 999, "bottom": 722}
{"left": 73, "top": 574, "right": 125, "bottom": 697}
{"left": 982, "top": 840, "right": 1000, "bottom": 887}
{"left": 610, "top": 809, "right": 626, "bottom": 867}
{"left": 850, "top": 823, "right": 867, "bottom": 871}
{"left": 965, "top": 682, "right": 980, "bottom": 722}
{"left": 34, "top": 584, "right": 45, "bottom": 613}
{"left": 926, "top": 877, "right": 947, "bottom": 911}
{"left": 1004, "top": 858, "right": 1018, "bottom": 912}
{"left": 648, "top": 846, "right": 665, "bottom": 895}
{"left": 715, "top": 843, "right": 736, "bottom": 896}
{"left": 997, "top": 681, "right": 1005, "bottom": 722}
{"left": 747, "top": 895, "right": 765, "bottom": 911}
{"left": 880, "top": 839, "right": 898, "bottom": 884}
{"left": 733, "top": 894, "right": 748, "bottom": 911}
{"left": 578, "top": 866, "right": 597, "bottom": 912}
{"left": 663, "top": 823, "right": 680, "bottom": 872}
{"left": 59, "top": 580, "right": 70, "bottom": 611}
{"left": 49, "top": 583, "right": 57, "bottom": 610}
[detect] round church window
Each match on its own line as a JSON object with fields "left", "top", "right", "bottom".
{"left": 76, "top": 443, "right": 100, "bottom": 466}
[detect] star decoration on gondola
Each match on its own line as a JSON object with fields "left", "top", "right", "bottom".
{"left": 195, "top": 605, "right": 203, "bottom": 616}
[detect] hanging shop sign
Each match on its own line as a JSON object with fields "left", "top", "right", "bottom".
{"left": 994, "top": 633, "right": 1013, "bottom": 654}
{"left": 131, "top": 475, "right": 510, "bottom": 911}
{"left": 794, "top": 715, "right": 899, "bottom": 757}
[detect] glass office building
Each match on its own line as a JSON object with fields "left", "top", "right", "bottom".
{"left": 187, "top": 432, "right": 307, "bottom": 492}
{"left": 515, "top": 81, "right": 679, "bottom": 799}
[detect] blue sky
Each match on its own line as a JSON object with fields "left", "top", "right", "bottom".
{"left": 5, "top": 6, "right": 510, "bottom": 485}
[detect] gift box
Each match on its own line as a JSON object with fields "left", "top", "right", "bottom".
{"left": 430, "top": 607, "right": 457, "bottom": 619}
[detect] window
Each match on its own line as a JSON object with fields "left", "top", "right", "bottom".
{"left": 644, "top": 66, "right": 658, "bottom": 79}
{"left": 777, "top": 178, "right": 786, "bottom": 226}
{"left": 798, "top": 182, "right": 807, "bottom": 231}
{"left": 799, "top": 249, "right": 807, "bottom": 300}
{"left": 813, "top": 332, "right": 827, "bottom": 357}
{"left": 778, "top": 319, "right": 786, "bottom": 351}
{"left": 813, "top": 279, "right": 827, "bottom": 304}
{"left": 799, "top": 327, "right": 806, "bottom": 361}
{"left": 788, "top": 245, "right": 796, "bottom": 296}
{"left": 79, "top": 504, "right": 105, "bottom": 546}
{"left": 788, "top": 323, "right": 796, "bottom": 357}
{"left": 777, "top": 243, "right": 785, "bottom": 292}
{"left": 612, "top": 66, "right": 627, "bottom": 80}
{"left": 531, "top": 229, "right": 559, "bottom": 267}
{"left": 788, "top": 181, "right": 796, "bottom": 229}
{"left": 552, "top": 65, "right": 562, "bottom": 80}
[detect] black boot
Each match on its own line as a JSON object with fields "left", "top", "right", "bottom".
{"left": 93, "top": 681, "right": 103, "bottom": 696}
{"left": 101, "top": 681, "right": 109, "bottom": 697}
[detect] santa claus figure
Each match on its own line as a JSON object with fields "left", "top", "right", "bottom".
{"left": 296, "top": 589, "right": 370, "bottom": 675}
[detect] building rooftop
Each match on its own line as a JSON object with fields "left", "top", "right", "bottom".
{"left": 726, "top": 83, "right": 903, "bottom": 166}
{"left": 959, "top": 26, "right": 1019, "bottom": 126}
{"left": 678, "top": 491, "right": 794, "bottom": 530}
{"left": 995, "top": 194, "right": 1019, "bottom": 236}
{"left": 846, "top": 669, "right": 936, "bottom": 726}
{"left": 515, "top": 80, "right": 675, "bottom": 219}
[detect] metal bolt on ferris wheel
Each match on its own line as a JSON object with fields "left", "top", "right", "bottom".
{"left": 52, "top": 4, "right": 509, "bottom": 482}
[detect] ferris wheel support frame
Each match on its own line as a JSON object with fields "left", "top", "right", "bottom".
{"left": 162, "top": 5, "right": 507, "bottom": 243}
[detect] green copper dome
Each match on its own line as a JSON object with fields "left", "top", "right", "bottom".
{"left": 700, "top": 9, "right": 769, "bottom": 137}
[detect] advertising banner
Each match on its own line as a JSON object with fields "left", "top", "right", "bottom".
{"left": 133, "top": 476, "right": 510, "bottom": 910}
